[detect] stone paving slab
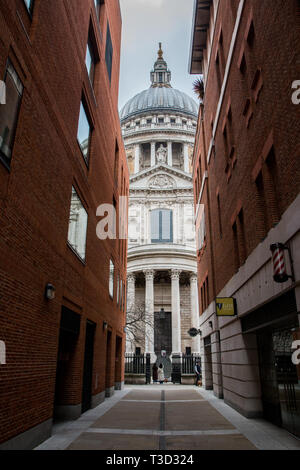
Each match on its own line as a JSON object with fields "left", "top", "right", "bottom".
{"left": 122, "top": 390, "right": 162, "bottom": 401}
{"left": 67, "top": 432, "right": 159, "bottom": 450}
{"left": 91, "top": 401, "right": 161, "bottom": 430}
{"left": 165, "top": 401, "right": 236, "bottom": 431}
{"left": 165, "top": 434, "right": 257, "bottom": 450}
{"left": 164, "top": 390, "right": 204, "bottom": 401}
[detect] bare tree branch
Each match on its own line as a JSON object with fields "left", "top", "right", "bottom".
{"left": 125, "top": 302, "right": 154, "bottom": 347}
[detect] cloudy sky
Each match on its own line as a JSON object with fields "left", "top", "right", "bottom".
{"left": 118, "top": 0, "right": 197, "bottom": 111}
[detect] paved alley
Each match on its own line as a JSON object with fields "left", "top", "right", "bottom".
{"left": 35, "top": 386, "right": 300, "bottom": 451}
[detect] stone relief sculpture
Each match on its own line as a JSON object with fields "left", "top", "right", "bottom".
{"left": 156, "top": 144, "right": 167, "bottom": 164}
{"left": 149, "top": 174, "right": 175, "bottom": 189}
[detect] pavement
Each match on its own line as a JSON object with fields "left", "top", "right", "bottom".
{"left": 35, "top": 385, "right": 300, "bottom": 450}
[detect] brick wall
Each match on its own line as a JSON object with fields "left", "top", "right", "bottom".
{"left": 0, "top": 0, "right": 128, "bottom": 446}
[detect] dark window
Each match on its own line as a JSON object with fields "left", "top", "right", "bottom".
{"left": 77, "top": 99, "right": 92, "bottom": 164}
{"left": 0, "top": 60, "right": 24, "bottom": 169}
{"left": 185, "top": 347, "right": 192, "bottom": 355}
{"left": 158, "top": 118, "right": 164, "bottom": 124}
{"left": 136, "top": 347, "right": 141, "bottom": 355}
{"left": 105, "top": 22, "right": 113, "bottom": 83}
{"left": 159, "top": 72, "right": 163, "bottom": 83}
{"left": 151, "top": 209, "right": 173, "bottom": 243}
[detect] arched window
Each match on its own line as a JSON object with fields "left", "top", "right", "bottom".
{"left": 151, "top": 209, "right": 173, "bottom": 243}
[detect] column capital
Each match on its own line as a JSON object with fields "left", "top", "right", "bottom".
{"left": 127, "top": 273, "right": 136, "bottom": 283}
{"left": 190, "top": 272, "right": 198, "bottom": 283}
{"left": 144, "top": 269, "right": 155, "bottom": 281}
{"left": 170, "top": 269, "right": 181, "bottom": 281}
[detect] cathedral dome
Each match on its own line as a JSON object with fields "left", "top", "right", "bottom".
{"left": 120, "top": 43, "right": 198, "bottom": 122}
{"left": 120, "top": 87, "right": 199, "bottom": 121}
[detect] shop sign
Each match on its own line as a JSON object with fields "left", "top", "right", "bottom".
{"left": 216, "top": 298, "right": 237, "bottom": 317}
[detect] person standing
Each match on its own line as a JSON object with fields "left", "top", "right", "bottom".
{"left": 152, "top": 364, "right": 158, "bottom": 383}
{"left": 158, "top": 363, "right": 165, "bottom": 384}
{"left": 194, "top": 360, "right": 202, "bottom": 386}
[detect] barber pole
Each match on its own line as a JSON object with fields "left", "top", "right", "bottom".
{"left": 270, "top": 243, "right": 289, "bottom": 283}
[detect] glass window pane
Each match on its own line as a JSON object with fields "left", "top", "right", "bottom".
{"left": 0, "top": 61, "right": 23, "bottom": 166}
{"left": 67, "top": 187, "right": 88, "bottom": 261}
{"left": 151, "top": 210, "right": 160, "bottom": 241}
{"left": 109, "top": 260, "right": 114, "bottom": 298}
{"left": 161, "top": 210, "right": 171, "bottom": 240}
{"left": 85, "top": 42, "right": 95, "bottom": 84}
{"left": 24, "top": 0, "right": 34, "bottom": 13}
{"left": 77, "top": 101, "right": 91, "bottom": 162}
{"left": 105, "top": 23, "right": 113, "bottom": 83}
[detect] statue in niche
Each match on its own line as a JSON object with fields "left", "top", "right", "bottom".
{"left": 156, "top": 144, "right": 167, "bottom": 164}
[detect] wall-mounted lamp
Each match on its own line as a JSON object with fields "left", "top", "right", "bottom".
{"left": 103, "top": 321, "right": 108, "bottom": 331}
{"left": 188, "top": 328, "right": 202, "bottom": 337}
{"left": 45, "top": 283, "right": 55, "bottom": 300}
{"left": 270, "top": 243, "right": 295, "bottom": 283}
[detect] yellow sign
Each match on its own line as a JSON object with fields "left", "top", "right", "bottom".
{"left": 216, "top": 298, "right": 236, "bottom": 316}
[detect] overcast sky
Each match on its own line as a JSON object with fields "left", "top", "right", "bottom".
{"left": 118, "top": 0, "right": 197, "bottom": 111}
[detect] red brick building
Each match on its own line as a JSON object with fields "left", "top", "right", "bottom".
{"left": 0, "top": 0, "right": 128, "bottom": 449}
{"left": 190, "top": 0, "right": 300, "bottom": 437}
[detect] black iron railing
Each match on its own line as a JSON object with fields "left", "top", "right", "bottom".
{"left": 182, "top": 354, "right": 201, "bottom": 374}
{"left": 125, "top": 353, "right": 145, "bottom": 374}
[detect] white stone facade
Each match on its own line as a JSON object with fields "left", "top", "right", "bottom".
{"left": 121, "top": 46, "right": 200, "bottom": 366}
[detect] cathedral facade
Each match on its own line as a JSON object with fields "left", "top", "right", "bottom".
{"left": 121, "top": 45, "right": 200, "bottom": 376}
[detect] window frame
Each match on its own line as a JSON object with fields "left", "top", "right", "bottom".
{"left": 67, "top": 186, "right": 88, "bottom": 263}
{"left": 109, "top": 259, "right": 115, "bottom": 299}
{"left": 105, "top": 21, "right": 113, "bottom": 84}
{"left": 151, "top": 209, "right": 173, "bottom": 244}
{"left": 0, "top": 59, "right": 24, "bottom": 171}
{"left": 23, "top": 0, "right": 34, "bottom": 16}
{"left": 77, "top": 96, "right": 93, "bottom": 165}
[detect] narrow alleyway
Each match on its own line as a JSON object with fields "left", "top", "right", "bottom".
{"left": 36, "top": 386, "right": 300, "bottom": 451}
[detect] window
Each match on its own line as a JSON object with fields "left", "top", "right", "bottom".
{"left": 147, "top": 119, "right": 152, "bottom": 125}
{"left": 158, "top": 118, "right": 164, "bottom": 124}
{"left": 171, "top": 118, "right": 176, "bottom": 124}
{"left": 0, "top": 60, "right": 24, "bottom": 169}
{"left": 23, "top": 0, "right": 34, "bottom": 14}
{"left": 151, "top": 209, "right": 173, "bottom": 243}
{"left": 85, "top": 39, "right": 96, "bottom": 85}
{"left": 109, "top": 259, "right": 114, "bottom": 298}
{"left": 105, "top": 22, "right": 113, "bottom": 83}
{"left": 67, "top": 187, "right": 88, "bottom": 261}
{"left": 117, "top": 274, "right": 119, "bottom": 305}
{"left": 94, "top": 0, "right": 104, "bottom": 18}
{"left": 77, "top": 99, "right": 92, "bottom": 163}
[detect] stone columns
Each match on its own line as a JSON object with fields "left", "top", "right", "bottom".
{"left": 190, "top": 273, "right": 201, "bottom": 353}
{"left": 127, "top": 273, "right": 136, "bottom": 310}
{"left": 171, "top": 269, "right": 182, "bottom": 354}
{"left": 183, "top": 143, "right": 189, "bottom": 173}
{"left": 151, "top": 142, "right": 156, "bottom": 167}
{"left": 126, "top": 273, "right": 136, "bottom": 353}
{"left": 167, "top": 141, "right": 172, "bottom": 166}
{"left": 134, "top": 144, "right": 140, "bottom": 173}
{"left": 144, "top": 269, "right": 155, "bottom": 359}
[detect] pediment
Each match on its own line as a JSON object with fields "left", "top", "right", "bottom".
{"left": 129, "top": 164, "right": 193, "bottom": 191}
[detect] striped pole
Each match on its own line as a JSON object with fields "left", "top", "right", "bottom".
{"left": 270, "top": 243, "right": 288, "bottom": 283}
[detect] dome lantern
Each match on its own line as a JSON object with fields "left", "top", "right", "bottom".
{"left": 150, "top": 42, "right": 172, "bottom": 88}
